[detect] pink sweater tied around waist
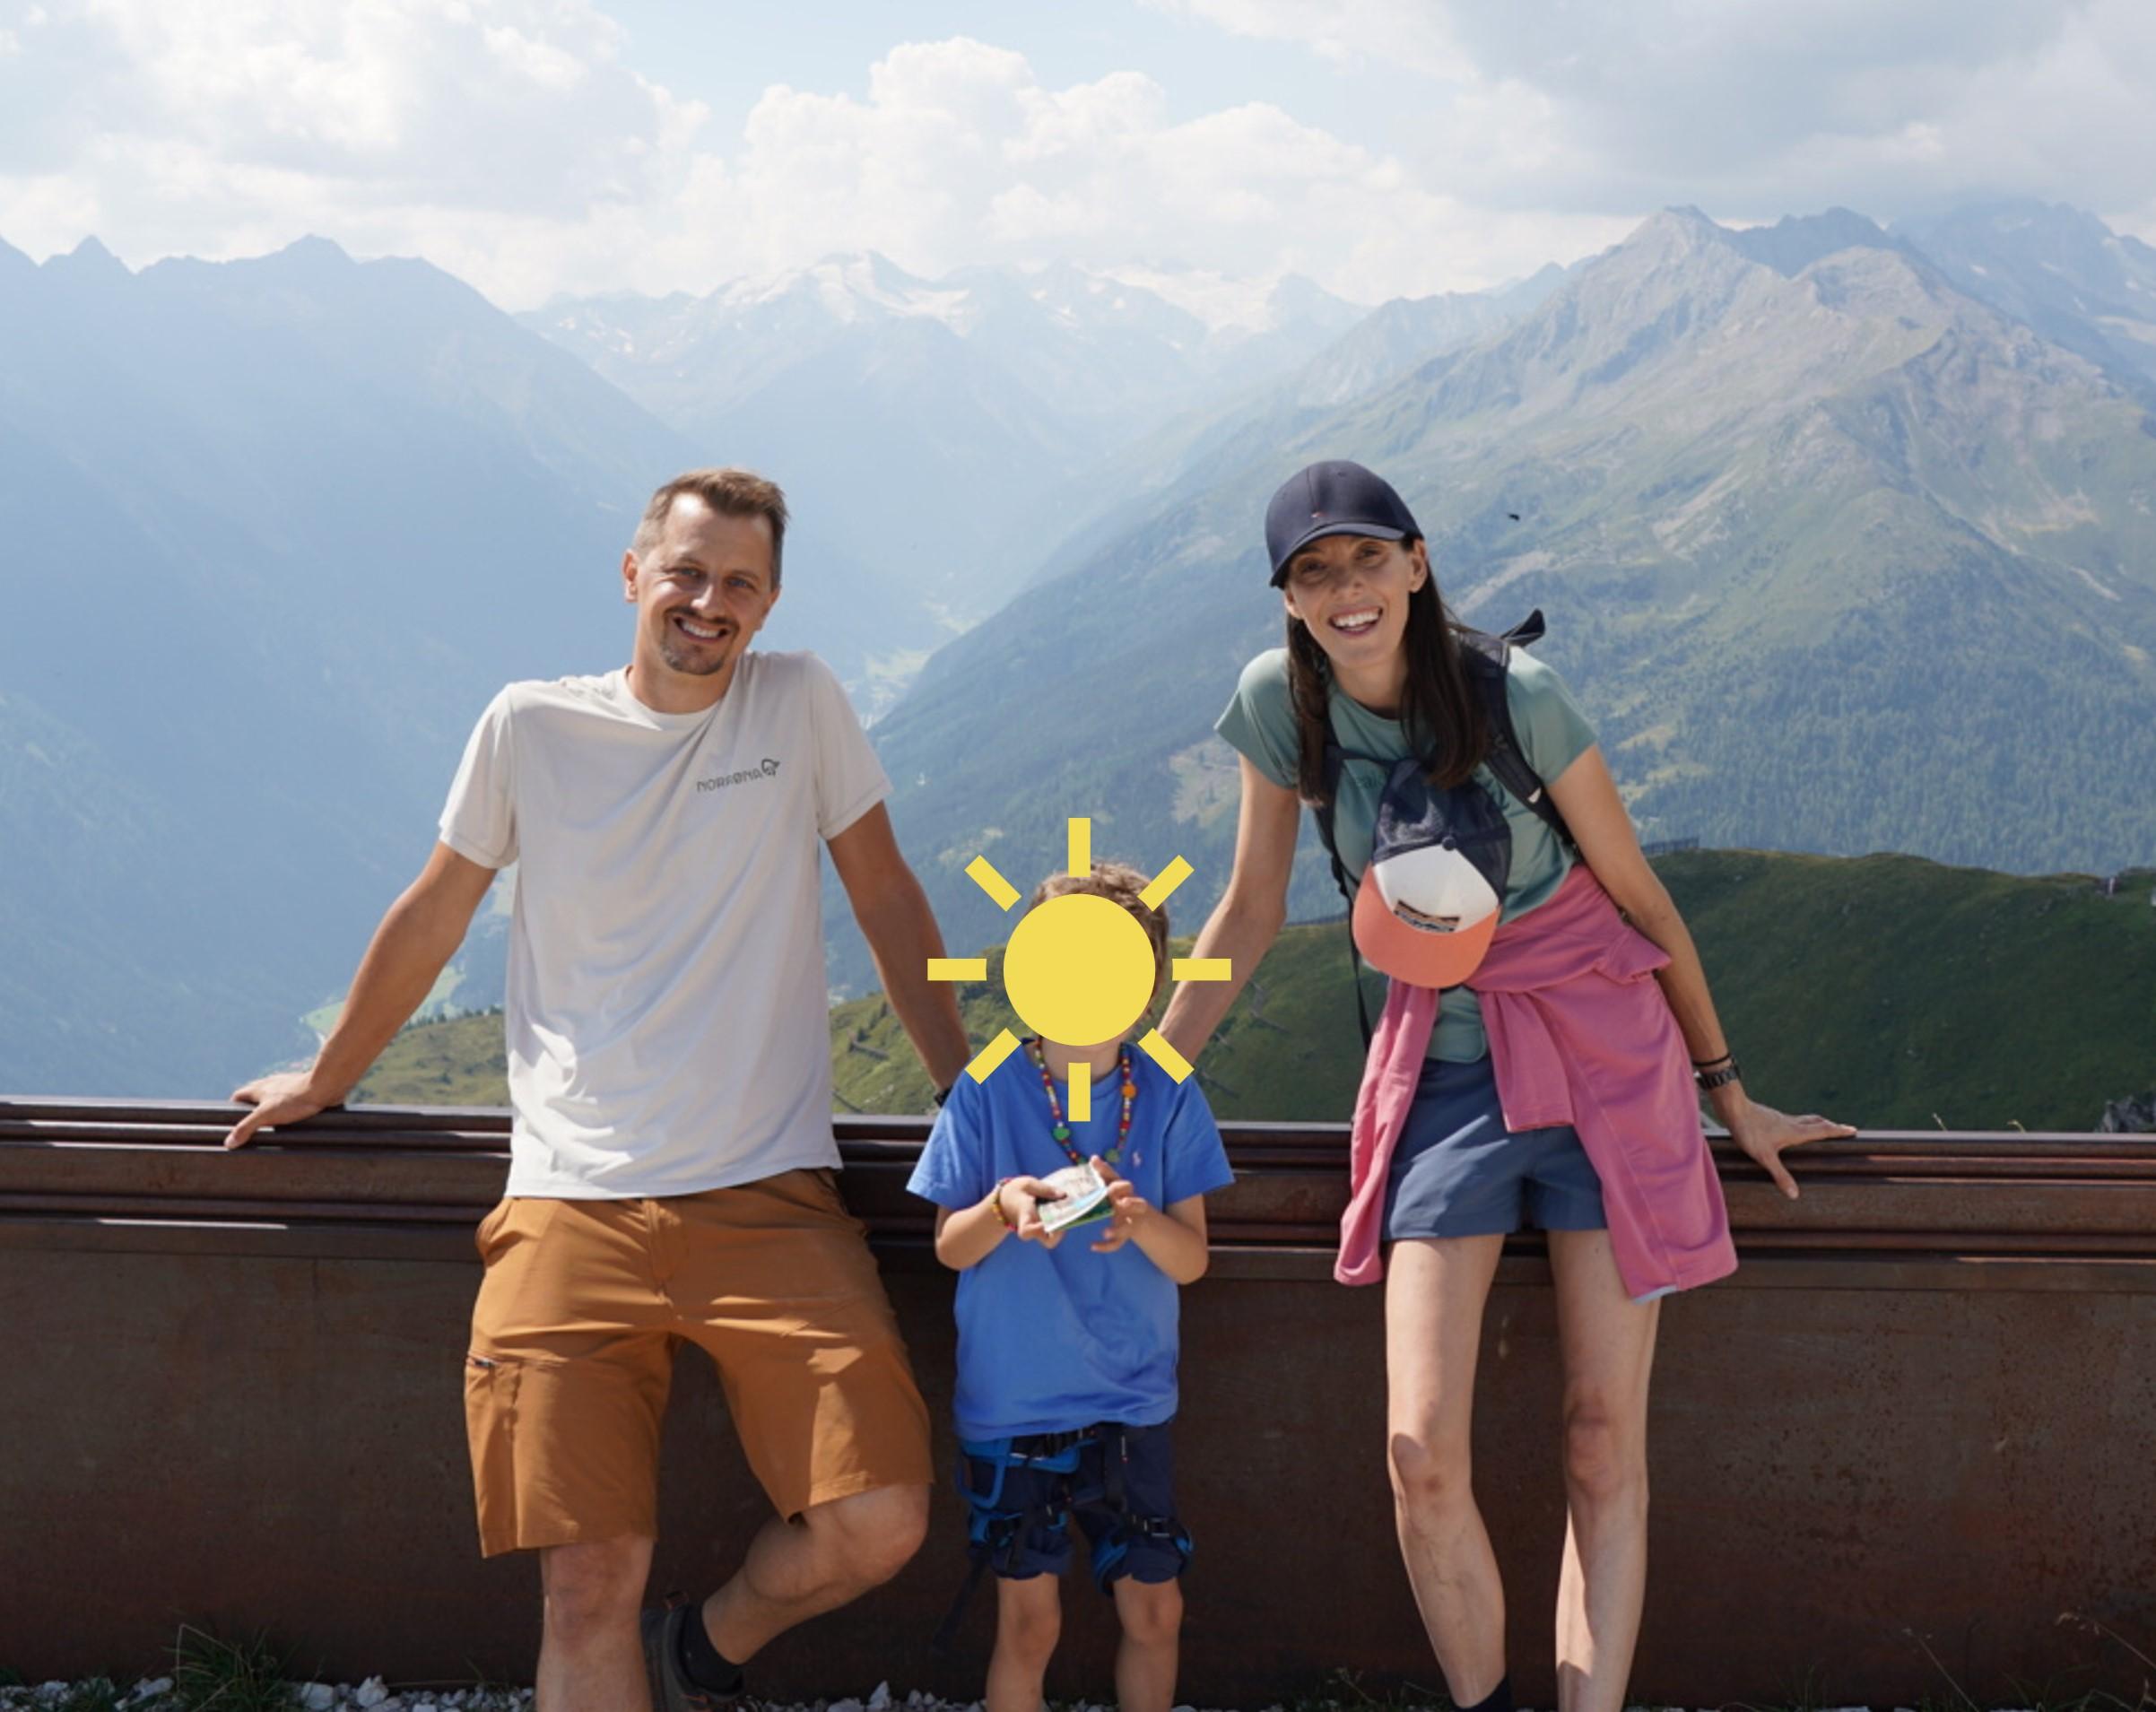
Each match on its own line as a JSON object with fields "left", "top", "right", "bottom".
{"left": 1336, "top": 862, "right": 1737, "bottom": 1302}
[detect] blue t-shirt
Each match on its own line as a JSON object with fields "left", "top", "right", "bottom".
{"left": 907, "top": 1045, "right": 1236, "bottom": 1441}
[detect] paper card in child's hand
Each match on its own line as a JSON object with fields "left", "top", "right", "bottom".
{"left": 1035, "top": 1162, "right": 1112, "bottom": 1234}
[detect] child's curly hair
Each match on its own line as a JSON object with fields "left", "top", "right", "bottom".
{"left": 1028, "top": 859, "right": 1170, "bottom": 1001}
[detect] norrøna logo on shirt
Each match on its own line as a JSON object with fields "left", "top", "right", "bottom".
{"left": 696, "top": 758, "right": 782, "bottom": 793}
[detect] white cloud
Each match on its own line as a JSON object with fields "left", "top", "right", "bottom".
{"left": 1144, "top": 0, "right": 1468, "bottom": 77}
{"left": 0, "top": 0, "right": 703, "bottom": 288}
{"left": 1159, "top": 0, "right": 2156, "bottom": 234}
{"left": 18, "top": 1, "right": 2149, "bottom": 311}
{"left": 0, "top": 13, "right": 1627, "bottom": 306}
{"left": 704, "top": 39, "right": 1620, "bottom": 303}
{"left": 483, "top": 24, "right": 590, "bottom": 94}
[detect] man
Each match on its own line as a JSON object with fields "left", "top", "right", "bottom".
{"left": 229, "top": 468, "right": 972, "bottom": 1712}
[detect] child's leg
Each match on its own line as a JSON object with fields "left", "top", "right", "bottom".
{"left": 1110, "top": 1574, "right": 1183, "bottom": 1712}
{"left": 987, "top": 1573, "right": 1062, "bottom": 1712}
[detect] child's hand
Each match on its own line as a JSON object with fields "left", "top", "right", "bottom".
{"left": 1090, "top": 1157, "right": 1153, "bottom": 1253}
{"left": 1001, "top": 1176, "right": 1066, "bottom": 1248}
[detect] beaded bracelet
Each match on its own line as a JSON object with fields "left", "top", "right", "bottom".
{"left": 987, "top": 1177, "right": 1020, "bottom": 1232}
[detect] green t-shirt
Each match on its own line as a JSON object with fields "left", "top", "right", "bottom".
{"left": 1213, "top": 647, "right": 1599, "bottom": 1062}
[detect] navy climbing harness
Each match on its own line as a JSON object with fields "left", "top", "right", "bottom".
{"left": 930, "top": 1424, "right": 1193, "bottom": 1656}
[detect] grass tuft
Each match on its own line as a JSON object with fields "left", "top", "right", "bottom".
{"left": 1270, "top": 1665, "right": 1451, "bottom": 1712}
{"left": 168, "top": 1625, "right": 292, "bottom": 1712}
{"left": 1725, "top": 1664, "right": 1840, "bottom": 1712}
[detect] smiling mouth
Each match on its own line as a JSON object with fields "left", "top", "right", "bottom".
{"left": 1329, "top": 607, "right": 1380, "bottom": 637}
{"left": 671, "top": 613, "right": 732, "bottom": 643}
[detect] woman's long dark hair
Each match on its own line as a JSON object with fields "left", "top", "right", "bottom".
{"left": 1287, "top": 540, "right": 1489, "bottom": 804}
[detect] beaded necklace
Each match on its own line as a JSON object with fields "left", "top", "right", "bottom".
{"left": 1027, "top": 1038, "right": 1136, "bottom": 1167}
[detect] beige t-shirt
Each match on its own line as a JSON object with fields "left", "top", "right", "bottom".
{"left": 439, "top": 650, "right": 889, "bottom": 1198}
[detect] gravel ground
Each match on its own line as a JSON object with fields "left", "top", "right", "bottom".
{"left": 0, "top": 1689, "right": 962, "bottom": 1712}
{"left": 8, "top": 1685, "right": 1070, "bottom": 1711}
{"left": 0, "top": 1688, "right": 1972, "bottom": 1712}
{"left": 0, "top": 1685, "right": 1409, "bottom": 1712}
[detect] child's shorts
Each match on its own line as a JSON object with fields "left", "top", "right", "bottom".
{"left": 957, "top": 1421, "right": 1188, "bottom": 1588}
{"left": 1384, "top": 1051, "right": 1608, "bottom": 1241}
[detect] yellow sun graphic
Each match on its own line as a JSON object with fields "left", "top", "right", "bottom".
{"left": 926, "top": 818, "right": 1231, "bottom": 1119}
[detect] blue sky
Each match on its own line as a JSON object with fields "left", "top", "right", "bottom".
{"left": 3, "top": 0, "right": 2152, "bottom": 310}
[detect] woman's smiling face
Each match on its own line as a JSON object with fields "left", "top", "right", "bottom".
{"left": 1279, "top": 532, "right": 1430, "bottom": 678}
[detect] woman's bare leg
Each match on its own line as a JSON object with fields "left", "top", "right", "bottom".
{"left": 1386, "top": 1234, "right": 1508, "bottom": 1703}
{"left": 1546, "top": 1229, "right": 1660, "bottom": 1712}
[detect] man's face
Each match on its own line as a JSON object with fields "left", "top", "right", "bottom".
{"left": 622, "top": 495, "right": 780, "bottom": 691}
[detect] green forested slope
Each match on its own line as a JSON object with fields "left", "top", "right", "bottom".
{"left": 357, "top": 850, "right": 2156, "bottom": 1132}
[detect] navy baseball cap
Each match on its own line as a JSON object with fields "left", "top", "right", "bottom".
{"left": 1265, "top": 460, "right": 1421, "bottom": 586}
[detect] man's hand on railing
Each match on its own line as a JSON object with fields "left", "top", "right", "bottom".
{"left": 222, "top": 843, "right": 496, "bottom": 1152}
{"left": 224, "top": 1071, "right": 344, "bottom": 1150}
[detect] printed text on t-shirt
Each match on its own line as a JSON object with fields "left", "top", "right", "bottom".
{"left": 697, "top": 758, "right": 784, "bottom": 793}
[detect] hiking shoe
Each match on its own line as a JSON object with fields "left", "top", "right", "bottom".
{"left": 639, "top": 1601, "right": 747, "bottom": 1712}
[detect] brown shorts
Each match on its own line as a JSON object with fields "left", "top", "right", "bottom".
{"left": 463, "top": 1167, "right": 933, "bottom": 1558}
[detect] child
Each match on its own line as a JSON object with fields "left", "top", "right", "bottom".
{"left": 908, "top": 860, "right": 1235, "bottom": 1712}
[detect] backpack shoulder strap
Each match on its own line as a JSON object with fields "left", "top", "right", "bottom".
{"left": 1456, "top": 611, "right": 1573, "bottom": 848}
{"left": 1313, "top": 738, "right": 1357, "bottom": 912}
{"left": 1311, "top": 736, "right": 1378, "bottom": 1049}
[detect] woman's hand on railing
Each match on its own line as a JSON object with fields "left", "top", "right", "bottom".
{"left": 1719, "top": 1095, "right": 1856, "bottom": 1199}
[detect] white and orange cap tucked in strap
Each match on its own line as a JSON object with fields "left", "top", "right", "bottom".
{"left": 1350, "top": 758, "right": 1513, "bottom": 990}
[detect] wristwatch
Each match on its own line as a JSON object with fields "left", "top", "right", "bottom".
{"left": 1692, "top": 1053, "right": 1742, "bottom": 1091}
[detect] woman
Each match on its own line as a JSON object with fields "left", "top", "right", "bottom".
{"left": 1157, "top": 460, "right": 1851, "bottom": 1712}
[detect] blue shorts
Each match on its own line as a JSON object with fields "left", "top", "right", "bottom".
{"left": 1384, "top": 1052, "right": 1607, "bottom": 1241}
{"left": 957, "top": 1421, "right": 1187, "bottom": 1588}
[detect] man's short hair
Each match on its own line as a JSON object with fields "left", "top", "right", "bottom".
{"left": 1029, "top": 860, "right": 1171, "bottom": 1000}
{"left": 632, "top": 468, "right": 790, "bottom": 589}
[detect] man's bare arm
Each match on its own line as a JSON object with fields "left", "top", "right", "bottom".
{"left": 225, "top": 842, "right": 499, "bottom": 1148}
{"left": 826, "top": 803, "right": 972, "bottom": 1095}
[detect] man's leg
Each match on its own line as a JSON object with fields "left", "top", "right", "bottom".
{"left": 537, "top": 1533, "right": 656, "bottom": 1712}
{"left": 577, "top": 1166, "right": 935, "bottom": 1700}
{"left": 1385, "top": 1233, "right": 1508, "bottom": 1706}
{"left": 465, "top": 1199, "right": 675, "bottom": 1704}
{"left": 671, "top": 1170, "right": 938, "bottom": 1663}
{"left": 1546, "top": 1228, "right": 1660, "bottom": 1712}
{"left": 699, "top": 1481, "right": 930, "bottom": 1662}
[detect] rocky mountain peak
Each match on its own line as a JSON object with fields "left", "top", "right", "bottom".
{"left": 1727, "top": 206, "right": 1898, "bottom": 277}
{"left": 45, "top": 235, "right": 130, "bottom": 282}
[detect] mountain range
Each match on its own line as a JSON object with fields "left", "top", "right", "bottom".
{"left": 845, "top": 201, "right": 2156, "bottom": 993}
{"left": 0, "top": 233, "right": 1475, "bottom": 1095}
{"left": 3, "top": 196, "right": 2152, "bottom": 1098}
{"left": 517, "top": 254, "right": 1375, "bottom": 629}
{"left": 0, "top": 233, "right": 707, "bottom": 1094}
{"left": 1895, "top": 199, "right": 2156, "bottom": 398}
